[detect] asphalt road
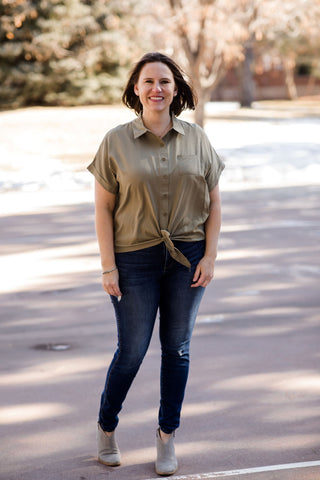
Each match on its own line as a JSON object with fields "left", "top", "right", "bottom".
{"left": 1, "top": 184, "right": 320, "bottom": 480}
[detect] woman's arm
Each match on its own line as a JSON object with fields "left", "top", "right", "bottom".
{"left": 191, "top": 184, "right": 221, "bottom": 288}
{"left": 94, "top": 179, "right": 122, "bottom": 297}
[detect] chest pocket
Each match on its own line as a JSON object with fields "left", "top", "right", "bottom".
{"left": 177, "top": 155, "right": 201, "bottom": 175}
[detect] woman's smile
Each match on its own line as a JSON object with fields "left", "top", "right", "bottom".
{"left": 134, "top": 62, "right": 177, "bottom": 114}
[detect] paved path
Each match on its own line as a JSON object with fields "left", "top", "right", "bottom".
{"left": 1, "top": 183, "right": 319, "bottom": 480}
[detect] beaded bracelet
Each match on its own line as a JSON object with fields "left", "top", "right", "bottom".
{"left": 102, "top": 266, "right": 118, "bottom": 275}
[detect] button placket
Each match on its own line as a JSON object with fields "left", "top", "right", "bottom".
{"left": 159, "top": 150, "right": 169, "bottom": 230}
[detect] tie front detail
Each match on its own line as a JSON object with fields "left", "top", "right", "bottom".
{"left": 160, "top": 230, "right": 191, "bottom": 270}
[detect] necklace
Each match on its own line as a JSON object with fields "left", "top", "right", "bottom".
{"left": 158, "top": 119, "right": 172, "bottom": 138}
{"left": 143, "top": 117, "right": 172, "bottom": 138}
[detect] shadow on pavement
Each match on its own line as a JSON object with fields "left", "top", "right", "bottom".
{"left": 1, "top": 185, "right": 320, "bottom": 480}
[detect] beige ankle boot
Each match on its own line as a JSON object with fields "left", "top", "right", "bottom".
{"left": 155, "top": 428, "right": 178, "bottom": 476}
{"left": 97, "top": 423, "right": 121, "bottom": 466}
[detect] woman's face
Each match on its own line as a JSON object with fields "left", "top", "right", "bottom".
{"left": 134, "top": 62, "right": 177, "bottom": 116}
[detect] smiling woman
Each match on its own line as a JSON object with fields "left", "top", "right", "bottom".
{"left": 87, "top": 51, "right": 224, "bottom": 476}
{"left": 122, "top": 51, "right": 196, "bottom": 119}
{"left": 133, "top": 62, "right": 178, "bottom": 137}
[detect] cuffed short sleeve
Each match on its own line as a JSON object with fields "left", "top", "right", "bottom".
{"left": 202, "top": 130, "right": 225, "bottom": 191}
{"left": 87, "top": 133, "right": 119, "bottom": 194}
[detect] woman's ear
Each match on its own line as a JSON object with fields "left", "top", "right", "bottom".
{"left": 134, "top": 84, "right": 139, "bottom": 96}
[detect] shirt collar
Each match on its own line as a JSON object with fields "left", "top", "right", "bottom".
{"left": 132, "top": 114, "right": 185, "bottom": 139}
{"left": 172, "top": 116, "right": 185, "bottom": 135}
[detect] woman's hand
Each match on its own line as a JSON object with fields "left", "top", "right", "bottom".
{"left": 192, "top": 185, "right": 221, "bottom": 288}
{"left": 101, "top": 269, "right": 122, "bottom": 297}
{"left": 191, "top": 256, "right": 215, "bottom": 288}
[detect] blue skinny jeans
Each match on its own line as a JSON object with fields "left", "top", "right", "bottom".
{"left": 98, "top": 240, "right": 205, "bottom": 434}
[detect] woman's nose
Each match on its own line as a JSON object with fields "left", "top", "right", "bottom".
{"left": 152, "top": 82, "right": 162, "bottom": 92}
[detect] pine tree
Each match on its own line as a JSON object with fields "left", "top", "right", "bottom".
{"left": 0, "top": 0, "right": 134, "bottom": 108}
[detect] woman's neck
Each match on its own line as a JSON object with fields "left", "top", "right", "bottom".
{"left": 142, "top": 112, "right": 172, "bottom": 138}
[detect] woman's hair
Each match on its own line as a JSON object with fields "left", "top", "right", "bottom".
{"left": 122, "top": 52, "right": 197, "bottom": 116}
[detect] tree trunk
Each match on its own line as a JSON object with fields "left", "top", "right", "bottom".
{"left": 283, "top": 54, "right": 298, "bottom": 100}
{"left": 194, "top": 88, "right": 211, "bottom": 127}
{"left": 239, "top": 38, "right": 255, "bottom": 107}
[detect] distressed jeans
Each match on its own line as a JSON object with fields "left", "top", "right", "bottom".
{"left": 98, "top": 240, "right": 205, "bottom": 434}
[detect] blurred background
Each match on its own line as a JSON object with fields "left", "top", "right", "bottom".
{"left": 1, "top": 0, "right": 320, "bottom": 126}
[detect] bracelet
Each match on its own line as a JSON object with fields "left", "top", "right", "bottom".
{"left": 102, "top": 266, "right": 118, "bottom": 275}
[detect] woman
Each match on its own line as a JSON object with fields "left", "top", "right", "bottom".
{"left": 88, "top": 52, "right": 224, "bottom": 476}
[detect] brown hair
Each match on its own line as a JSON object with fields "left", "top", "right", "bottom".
{"left": 122, "top": 52, "right": 197, "bottom": 116}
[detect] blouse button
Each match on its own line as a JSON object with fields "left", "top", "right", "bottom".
{"left": 161, "top": 157, "right": 167, "bottom": 162}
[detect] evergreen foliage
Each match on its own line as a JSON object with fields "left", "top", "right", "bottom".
{"left": 0, "top": 0, "right": 134, "bottom": 108}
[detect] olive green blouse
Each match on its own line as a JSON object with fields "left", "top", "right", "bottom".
{"left": 88, "top": 115, "right": 224, "bottom": 268}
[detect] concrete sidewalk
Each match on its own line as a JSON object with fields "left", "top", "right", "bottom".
{"left": 1, "top": 184, "right": 320, "bottom": 480}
